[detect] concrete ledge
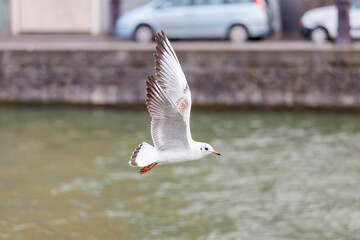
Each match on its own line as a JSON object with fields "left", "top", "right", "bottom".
{"left": 1, "top": 37, "right": 360, "bottom": 51}
{"left": 0, "top": 41, "right": 360, "bottom": 109}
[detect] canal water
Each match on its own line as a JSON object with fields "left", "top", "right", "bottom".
{"left": 0, "top": 108, "right": 359, "bottom": 240}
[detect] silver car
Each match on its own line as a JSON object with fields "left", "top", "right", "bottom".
{"left": 116, "top": 0, "right": 272, "bottom": 42}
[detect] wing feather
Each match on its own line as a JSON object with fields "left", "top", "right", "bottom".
{"left": 154, "top": 31, "right": 192, "bottom": 127}
{"left": 146, "top": 75, "right": 189, "bottom": 150}
{"left": 145, "top": 31, "right": 193, "bottom": 151}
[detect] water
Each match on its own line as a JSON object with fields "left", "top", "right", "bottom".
{"left": 0, "top": 108, "right": 360, "bottom": 240}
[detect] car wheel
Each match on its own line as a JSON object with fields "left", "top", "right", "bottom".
{"left": 310, "top": 27, "right": 329, "bottom": 43}
{"left": 134, "top": 25, "right": 154, "bottom": 43}
{"left": 228, "top": 25, "right": 248, "bottom": 43}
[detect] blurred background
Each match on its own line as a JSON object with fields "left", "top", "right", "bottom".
{"left": 0, "top": 0, "right": 358, "bottom": 41}
{"left": 1, "top": 0, "right": 360, "bottom": 240}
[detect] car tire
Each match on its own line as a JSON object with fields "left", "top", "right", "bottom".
{"left": 228, "top": 25, "right": 248, "bottom": 43}
{"left": 134, "top": 25, "right": 154, "bottom": 43}
{"left": 310, "top": 27, "right": 329, "bottom": 43}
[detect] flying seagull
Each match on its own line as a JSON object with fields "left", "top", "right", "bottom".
{"left": 129, "top": 31, "right": 221, "bottom": 175}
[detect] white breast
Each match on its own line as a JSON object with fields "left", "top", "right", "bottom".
{"left": 156, "top": 146, "right": 202, "bottom": 165}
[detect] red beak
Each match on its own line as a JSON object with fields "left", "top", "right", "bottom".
{"left": 212, "top": 151, "right": 221, "bottom": 156}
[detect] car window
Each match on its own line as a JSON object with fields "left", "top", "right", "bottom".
{"left": 351, "top": 0, "right": 360, "bottom": 9}
{"left": 193, "top": 0, "right": 224, "bottom": 5}
{"left": 161, "top": 0, "right": 191, "bottom": 7}
{"left": 225, "top": 0, "right": 252, "bottom": 3}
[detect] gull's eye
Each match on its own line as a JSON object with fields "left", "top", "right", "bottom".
{"left": 205, "top": 147, "right": 208, "bottom": 151}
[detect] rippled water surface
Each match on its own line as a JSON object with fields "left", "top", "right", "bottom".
{"left": 1, "top": 108, "right": 360, "bottom": 240}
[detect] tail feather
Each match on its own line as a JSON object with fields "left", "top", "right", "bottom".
{"left": 129, "top": 142, "right": 157, "bottom": 167}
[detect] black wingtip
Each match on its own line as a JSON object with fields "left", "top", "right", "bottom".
{"left": 146, "top": 74, "right": 154, "bottom": 82}
{"left": 156, "top": 29, "right": 168, "bottom": 43}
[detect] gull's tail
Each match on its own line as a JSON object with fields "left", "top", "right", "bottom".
{"left": 129, "top": 142, "right": 157, "bottom": 167}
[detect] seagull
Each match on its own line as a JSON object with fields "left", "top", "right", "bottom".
{"left": 129, "top": 31, "right": 221, "bottom": 175}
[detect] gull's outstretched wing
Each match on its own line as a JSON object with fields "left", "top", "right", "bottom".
{"left": 154, "top": 31, "right": 192, "bottom": 124}
{"left": 146, "top": 75, "right": 190, "bottom": 150}
{"left": 146, "top": 31, "right": 193, "bottom": 150}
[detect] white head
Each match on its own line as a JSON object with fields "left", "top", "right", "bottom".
{"left": 199, "top": 142, "right": 221, "bottom": 157}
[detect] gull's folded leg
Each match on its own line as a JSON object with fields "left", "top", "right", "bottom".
{"left": 139, "top": 163, "right": 157, "bottom": 175}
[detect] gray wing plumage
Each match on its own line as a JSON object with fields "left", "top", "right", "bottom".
{"left": 145, "top": 31, "right": 193, "bottom": 151}
{"left": 154, "top": 31, "right": 192, "bottom": 121}
{"left": 146, "top": 75, "right": 189, "bottom": 150}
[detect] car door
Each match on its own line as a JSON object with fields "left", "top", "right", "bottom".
{"left": 153, "top": 0, "right": 192, "bottom": 38}
{"left": 350, "top": 0, "right": 360, "bottom": 38}
{"left": 186, "top": 0, "right": 228, "bottom": 38}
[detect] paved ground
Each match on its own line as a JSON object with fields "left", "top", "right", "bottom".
{"left": 0, "top": 34, "right": 359, "bottom": 51}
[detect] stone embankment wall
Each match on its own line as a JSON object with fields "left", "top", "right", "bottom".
{"left": 0, "top": 44, "right": 359, "bottom": 109}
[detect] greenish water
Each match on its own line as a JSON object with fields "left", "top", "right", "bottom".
{"left": 0, "top": 108, "right": 360, "bottom": 240}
